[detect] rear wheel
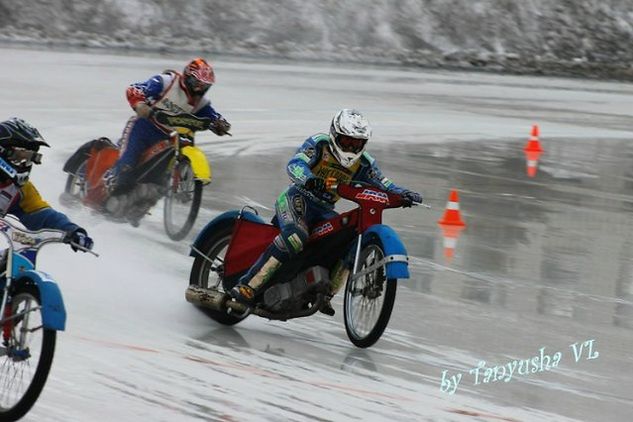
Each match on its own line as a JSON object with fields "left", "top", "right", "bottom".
{"left": 62, "top": 159, "right": 88, "bottom": 204}
{"left": 189, "top": 222, "right": 246, "bottom": 325}
{"left": 0, "top": 286, "right": 56, "bottom": 421}
{"left": 164, "top": 157, "right": 203, "bottom": 241}
{"left": 344, "top": 237, "right": 397, "bottom": 348}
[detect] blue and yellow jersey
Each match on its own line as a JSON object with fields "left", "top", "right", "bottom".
{"left": 286, "top": 134, "right": 406, "bottom": 206}
{"left": 2, "top": 181, "right": 80, "bottom": 232}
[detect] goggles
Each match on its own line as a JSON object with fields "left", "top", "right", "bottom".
{"left": 7, "top": 147, "right": 42, "bottom": 165}
{"left": 336, "top": 135, "right": 367, "bottom": 154}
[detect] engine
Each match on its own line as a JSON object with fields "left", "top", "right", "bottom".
{"left": 263, "top": 266, "right": 330, "bottom": 312}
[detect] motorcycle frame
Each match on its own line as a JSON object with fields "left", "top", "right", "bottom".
{"left": 223, "top": 184, "right": 407, "bottom": 286}
{"left": 137, "top": 131, "right": 211, "bottom": 187}
{"left": 315, "top": 184, "right": 407, "bottom": 280}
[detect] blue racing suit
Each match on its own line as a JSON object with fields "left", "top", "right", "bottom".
{"left": 110, "top": 71, "right": 225, "bottom": 192}
{"left": 0, "top": 180, "right": 83, "bottom": 233}
{"left": 238, "top": 133, "right": 411, "bottom": 290}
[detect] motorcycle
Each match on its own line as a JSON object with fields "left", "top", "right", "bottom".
{"left": 61, "top": 111, "right": 213, "bottom": 240}
{"left": 186, "top": 182, "right": 419, "bottom": 348}
{"left": 0, "top": 216, "right": 96, "bottom": 421}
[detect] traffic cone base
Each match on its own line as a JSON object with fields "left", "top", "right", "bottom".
{"left": 439, "top": 223, "right": 464, "bottom": 261}
{"left": 524, "top": 140, "right": 543, "bottom": 178}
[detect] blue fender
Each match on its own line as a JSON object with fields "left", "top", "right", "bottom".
{"left": 362, "top": 224, "right": 410, "bottom": 279}
{"left": 190, "top": 210, "right": 266, "bottom": 257}
{"left": 18, "top": 270, "right": 66, "bottom": 331}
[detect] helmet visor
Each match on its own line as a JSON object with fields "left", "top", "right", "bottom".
{"left": 336, "top": 135, "right": 367, "bottom": 154}
{"left": 185, "top": 75, "right": 212, "bottom": 95}
{"left": 8, "top": 147, "right": 42, "bottom": 165}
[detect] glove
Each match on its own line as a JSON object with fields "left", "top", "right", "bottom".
{"left": 209, "top": 117, "right": 231, "bottom": 136}
{"left": 305, "top": 177, "right": 337, "bottom": 193}
{"left": 134, "top": 102, "right": 154, "bottom": 119}
{"left": 401, "top": 190, "right": 423, "bottom": 208}
{"left": 304, "top": 177, "right": 326, "bottom": 193}
{"left": 68, "top": 228, "right": 94, "bottom": 252}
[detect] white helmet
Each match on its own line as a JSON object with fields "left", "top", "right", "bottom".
{"left": 329, "top": 109, "right": 371, "bottom": 168}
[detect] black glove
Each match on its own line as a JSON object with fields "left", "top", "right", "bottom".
{"left": 68, "top": 228, "right": 94, "bottom": 252}
{"left": 304, "top": 177, "right": 327, "bottom": 193}
{"left": 401, "top": 190, "right": 423, "bottom": 208}
{"left": 209, "top": 117, "right": 231, "bottom": 136}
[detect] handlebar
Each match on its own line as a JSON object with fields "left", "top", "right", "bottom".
{"left": 0, "top": 217, "right": 98, "bottom": 256}
{"left": 329, "top": 182, "right": 428, "bottom": 209}
{"left": 67, "top": 240, "right": 100, "bottom": 257}
{"left": 153, "top": 110, "right": 214, "bottom": 133}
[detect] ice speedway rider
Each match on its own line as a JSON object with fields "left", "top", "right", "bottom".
{"left": 104, "top": 57, "right": 232, "bottom": 214}
{"left": 229, "top": 109, "right": 423, "bottom": 315}
{"left": 0, "top": 118, "right": 94, "bottom": 252}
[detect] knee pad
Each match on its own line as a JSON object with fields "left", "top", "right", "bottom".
{"left": 274, "top": 226, "right": 308, "bottom": 259}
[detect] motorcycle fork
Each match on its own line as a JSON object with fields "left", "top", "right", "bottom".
{"left": 170, "top": 166, "right": 181, "bottom": 191}
{"left": 2, "top": 300, "right": 12, "bottom": 342}
{"left": 169, "top": 131, "right": 184, "bottom": 192}
{"left": 352, "top": 233, "right": 363, "bottom": 276}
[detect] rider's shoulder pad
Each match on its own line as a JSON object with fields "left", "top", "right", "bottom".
{"left": 360, "top": 151, "right": 375, "bottom": 166}
{"left": 311, "top": 133, "right": 330, "bottom": 145}
{"left": 19, "top": 181, "right": 50, "bottom": 214}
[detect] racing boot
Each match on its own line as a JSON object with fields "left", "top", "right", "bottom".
{"left": 230, "top": 252, "right": 282, "bottom": 305}
{"left": 320, "top": 261, "right": 350, "bottom": 316}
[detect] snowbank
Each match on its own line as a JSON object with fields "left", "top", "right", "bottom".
{"left": 2, "top": 0, "right": 633, "bottom": 79}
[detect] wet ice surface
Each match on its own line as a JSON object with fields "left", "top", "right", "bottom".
{"left": 1, "top": 47, "right": 632, "bottom": 421}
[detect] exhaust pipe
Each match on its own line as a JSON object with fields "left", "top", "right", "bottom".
{"left": 185, "top": 286, "right": 228, "bottom": 311}
{"left": 185, "top": 286, "right": 325, "bottom": 321}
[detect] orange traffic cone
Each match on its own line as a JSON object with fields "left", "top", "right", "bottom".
{"left": 524, "top": 124, "right": 543, "bottom": 178}
{"left": 438, "top": 189, "right": 466, "bottom": 227}
{"left": 439, "top": 224, "right": 465, "bottom": 261}
{"left": 438, "top": 190, "right": 465, "bottom": 262}
{"left": 524, "top": 124, "right": 543, "bottom": 153}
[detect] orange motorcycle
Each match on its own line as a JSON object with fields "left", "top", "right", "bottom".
{"left": 62, "top": 111, "right": 212, "bottom": 240}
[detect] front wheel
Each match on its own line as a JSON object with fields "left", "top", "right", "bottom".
{"left": 343, "top": 237, "right": 397, "bottom": 348}
{"left": 189, "top": 221, "right": 247, "bottom": 325}
{"left": 164, "top": 157, "right": 203, "bottom": 241}
{"left": 0, "top": 286, "right": 57, "bottom": 421}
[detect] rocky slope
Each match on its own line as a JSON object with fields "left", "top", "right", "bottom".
{"left": 2, "top": 0, "right": 633, "bottom": 79}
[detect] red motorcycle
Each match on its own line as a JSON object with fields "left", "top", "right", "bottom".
{"left": 186, "top": 183, "right": 419, "bottom": 348}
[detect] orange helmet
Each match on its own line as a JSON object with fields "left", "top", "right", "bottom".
{"left": 183, "top": 58, "right": 215, "bottom": 95}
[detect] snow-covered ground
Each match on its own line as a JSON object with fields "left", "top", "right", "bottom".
{"left": 1, "top": 46, "right": 632, "bottom": 421}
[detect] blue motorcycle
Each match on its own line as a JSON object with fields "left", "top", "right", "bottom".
{"left": 0, "top": 217, "right": 96, "bottom": 421}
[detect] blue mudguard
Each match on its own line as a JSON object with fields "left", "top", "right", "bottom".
{"left": 363, "top": 224, "right": 410, "bottom": 279}
{"left": 19, "top": 270, "right": 66, "bottom": 331}
{"left": 190, "top": 210, "right": 266, "bottom": 257}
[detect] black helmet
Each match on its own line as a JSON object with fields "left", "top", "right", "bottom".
{"left": 0, "top": 118, "right": 49, "bottom": 185}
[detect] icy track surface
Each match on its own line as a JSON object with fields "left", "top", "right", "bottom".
{"left": 1, "top": 47, "right": 632, "bottom": 421}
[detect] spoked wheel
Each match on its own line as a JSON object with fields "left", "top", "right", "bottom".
{"left": 189, "top": 221, "right": 246, "bottom": 325}
{"left": 344, "top": 237, "right": 397, "bottom": 348}
{"left": 62, "top": 159, "right": 88, "bottom": 204}
{"left": 0, "top": 287, "right": 56, "bottom": 421}
{"left": 164, "top": 157, "right": 203, "bottom": 241}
